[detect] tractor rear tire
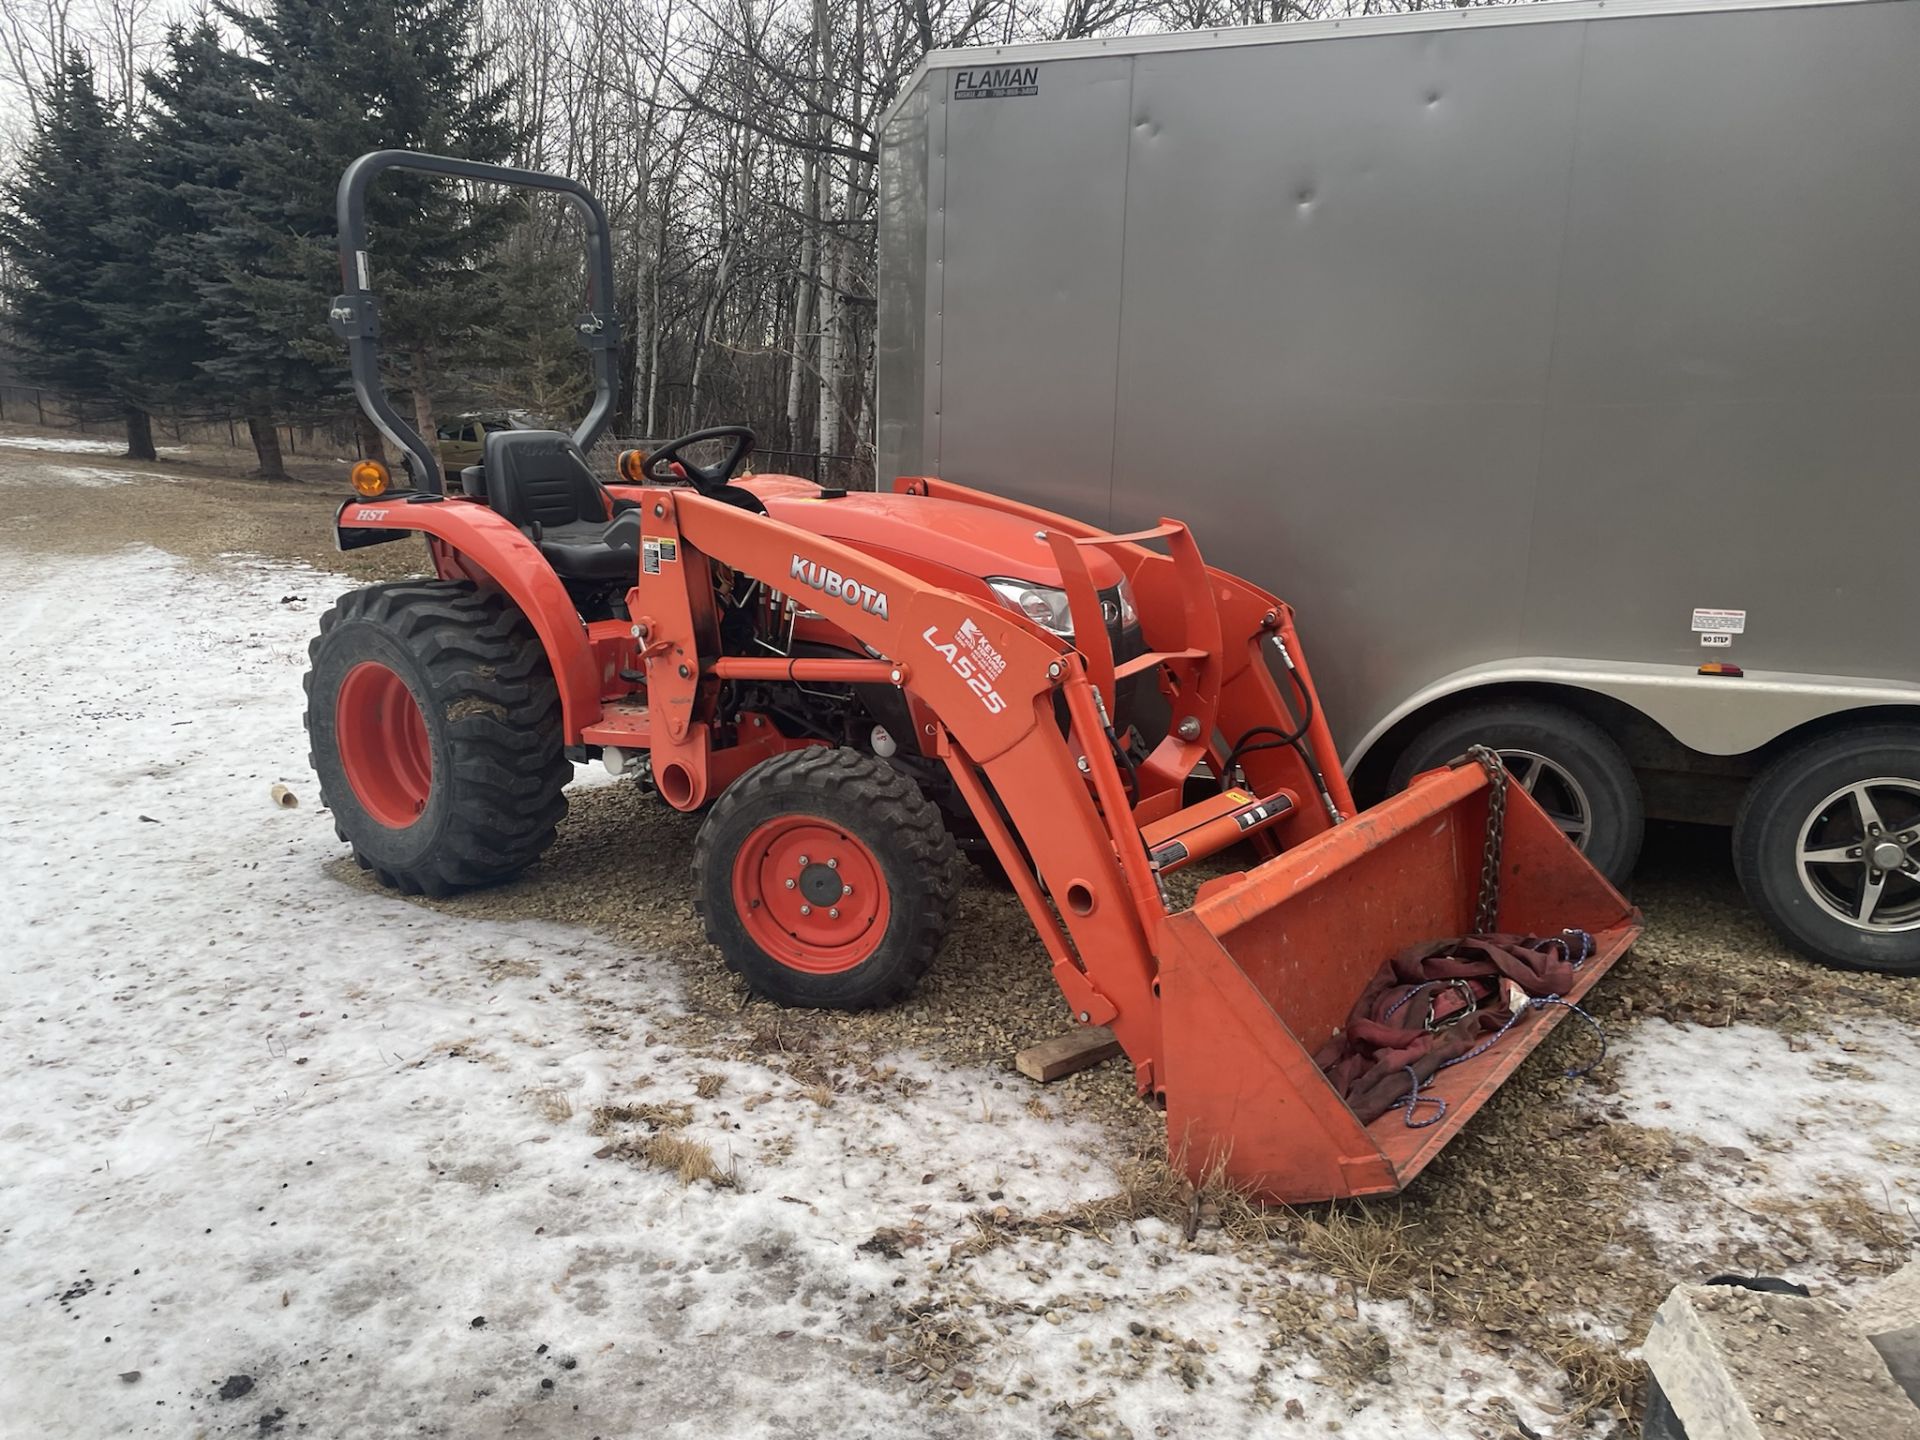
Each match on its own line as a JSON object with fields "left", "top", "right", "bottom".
{"left": 693, "top": 748, "right": 962, "bottom": 1009}
{"left": 305, "top": 580, "right": 571, "bottom": 897}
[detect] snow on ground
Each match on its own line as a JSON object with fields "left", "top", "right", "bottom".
{"left": 0, "top": 432, "right": 131, "bottom": 454}
{"left": 0, "top": 431, "right": 187, "bottom": 456}
{"left": 0, "top": 537, "right": 1577, "bottom": 1437}
{"left": 6, "top": 462, "right": 161, "bottom": 488}
{"left": 1596, "top": 1018, "right": 1920, "bottom": 1283}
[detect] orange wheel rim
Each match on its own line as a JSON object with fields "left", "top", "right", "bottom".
{"left": 336, "top": 661, "right": 433, "bottom": 828}
{"left": 730, "top": 817, "right": 889, "bottom": 974}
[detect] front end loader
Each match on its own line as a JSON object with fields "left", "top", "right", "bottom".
{"left": 309, "top": 151, "right": 1641, "bottom": 1204}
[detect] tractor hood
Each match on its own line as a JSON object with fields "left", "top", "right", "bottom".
{"left": 743, "top": 479, "right": 1126, "bottom": 591}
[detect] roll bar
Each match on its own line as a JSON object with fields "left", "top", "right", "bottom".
{"left": 328, "top": 149, "right": 621, "bottom": 494}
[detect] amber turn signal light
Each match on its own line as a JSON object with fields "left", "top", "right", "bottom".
{"left": 349, "top": 459, "right": 391, "bottom": 497}
{"left": 617, "top": 448, "right": 650, "bottom": 483}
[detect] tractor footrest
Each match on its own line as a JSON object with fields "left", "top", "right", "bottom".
{"left": 581, "top": 701, "right": 651, "bottom": 747}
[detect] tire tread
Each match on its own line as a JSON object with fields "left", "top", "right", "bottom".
{"left": 305, "top": 580, "right": 571, "bottom": 896}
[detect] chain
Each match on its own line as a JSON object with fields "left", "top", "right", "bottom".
{"left": 1467, "top": 743, "right": 1508, "bottom": 933}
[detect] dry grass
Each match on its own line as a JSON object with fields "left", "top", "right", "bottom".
{"left": 529, "top": 1087, "right": 573, "bottom": 1124}
{"left": 589, "top": 1100, "right": 693, "bottom": 1134}
{"left": 948, "top": 1143, "right": 1292, "bottom": 1260}
{"left": 1293, "top": 1204, "right": 1419, "bottom": 1300}
{"left": 1749, "top": 1180, "right": 1916, "bottom": 1255}
{"left": 877, "top": 1298, "right": 991, "bottom": 1382}
{"left": 1540, "top": 1327, "right": 1646, "bottom": 1425}
{"left": 693, "top": 1072, "right": 725, "bottom": 1099}
{"left": 637, "top": 1132, "right": 733, "bottom": 1187}
{"left": 588, "top": 1100, "right": 733, "bottom": 1187}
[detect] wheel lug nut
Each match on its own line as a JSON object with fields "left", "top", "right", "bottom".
{"left": 829, "top": 908, "right": 840, "bottom": 919}
{"left": 800, "top": 904, "right": 811, "bottom": 916}
{"left": 798, "top": 854, "right": 810, "bottom": 866}
{"left": 827, "top": 858, "right": 838, "bottom": 869}
{"left": 842, "top": 883, "right": 852, "bottom": 896}
{"left": 784, "top": 878, "right": 796, "bottom": 889}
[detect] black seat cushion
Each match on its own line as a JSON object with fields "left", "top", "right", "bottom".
{"left": 483, "top": 430, "right": 608, "bottom": 530}
{"left": 481, "top": 430, "right": 639, "bottom": 582}
{"left": 538, "top": 509, "right": 640, "bottom": 582}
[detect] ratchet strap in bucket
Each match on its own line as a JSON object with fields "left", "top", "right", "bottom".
{"left": 1312, "top": 931, "right": 1592, "bottom": 1125}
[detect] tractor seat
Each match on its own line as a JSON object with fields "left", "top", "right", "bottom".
{"left": 480, "top": 430, "right": 639, "bottom": 583}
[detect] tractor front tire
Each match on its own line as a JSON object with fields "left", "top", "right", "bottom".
{"left": 693, "top": 748, "right": 961, "bottom": 1009}
{"left": 305, "top": 580, "right": 571, "bottom": 896}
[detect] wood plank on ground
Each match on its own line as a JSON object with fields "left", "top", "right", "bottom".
{"left": 1014, "top": 1026, "right": 1121, "bottom": 1083}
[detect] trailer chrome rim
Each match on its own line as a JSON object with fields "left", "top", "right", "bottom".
{"left": 336, "top": 661, "right": 433, "bottom": 829}
{"left": 1795, "top": 778, "right": 1920, "bottom": 932}
{"left": 731, "top": 818, "right": 891, "bottom": 973}
{"left": 1497, "top": 750, "right": 1591, "bottom": 850}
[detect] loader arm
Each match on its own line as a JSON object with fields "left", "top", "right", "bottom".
{"left": 898, "top": 475, "right": 1355, "bottom": 825}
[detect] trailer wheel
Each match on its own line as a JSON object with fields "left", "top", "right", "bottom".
{"left": 1733, "top": 725, "right": 1920, "bottom": 975}
{"left": 1389, "top": 701, "right": 1644, "bottom": 885}
{"left": 305, "top": 581, "right": 571, "bottom": 896}
{"left": 694, "top": 748, "right": 961, "bottom": 1009}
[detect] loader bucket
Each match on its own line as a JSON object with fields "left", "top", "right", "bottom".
{"left": 1155, "top": 761, "right": 1642, "bottom": 1204}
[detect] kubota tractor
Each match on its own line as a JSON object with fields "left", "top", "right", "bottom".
{"left": 310, "top": 151, "right": 1642, "bottom": 1203}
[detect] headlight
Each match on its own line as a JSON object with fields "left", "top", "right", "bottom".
{"left": 1115, "top": 576, "right": 1139, "bottom": 630}
{"left": 987, "top": 578, "right": 1073, "bottom": 637}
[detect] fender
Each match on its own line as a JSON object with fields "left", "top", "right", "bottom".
{"left": 335, "top": 497, "right": 603, "bottom": 738}
{"left": 1342, "top": 656, "right": 1920, "bottom": 769}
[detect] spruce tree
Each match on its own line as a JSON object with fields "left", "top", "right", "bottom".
{"left": 0, "top": 53, "right": 158, "bottom": 460}
{"left": 99, "top": 25, "right": 255, "bottom": 437}
{"left": 204, "top": 0, "right": 520, "bottom": 474}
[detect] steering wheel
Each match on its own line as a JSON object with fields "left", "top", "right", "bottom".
{"left": 642, "top": 425, "right": 757, "bottom": 493}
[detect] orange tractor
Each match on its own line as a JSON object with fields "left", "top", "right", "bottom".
{"left": 313, "top": 152, "right": 1640, "bottom": 1203}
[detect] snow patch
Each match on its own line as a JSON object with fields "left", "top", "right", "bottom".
{"left": 0, "top": 432, "right": 132, "bottom": 453}
{"left": 1601, "top": 1018, "right": 1920, "bottom": 1274}
{"left": 1612, "top": 1019, "right": 1920, "bottom": 1202}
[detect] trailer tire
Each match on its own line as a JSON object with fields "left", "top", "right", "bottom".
{"left": 305, "top": 580, "right": 571, "bottom": 897}
{"left": 1733, "top": 725, "right": 1920, "bottom": 975}
{"left": 694, "top": 748, "right": 961, "bottom": 1009}
{"left": 1389, "top": 701, "right": 1643, "bottom": 885}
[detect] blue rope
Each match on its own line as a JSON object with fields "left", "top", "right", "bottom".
{"left": 1392, "top": 996, "right": 1607, "bottom": 1128}
{"left": 1394, "top": 1065, "right": 1449, "bottom": 1128}
{"left": 1381, "top": 981, "right": 1443, "bottom": 1023}
{"left": 1553, "top": 928, "right": 1596, "bottom": 968}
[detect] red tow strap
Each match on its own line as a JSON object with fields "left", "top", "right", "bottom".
{"left": 1313, "top": 933, "right": 1586, "bottom": 1125}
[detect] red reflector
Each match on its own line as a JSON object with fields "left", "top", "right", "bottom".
{"left": 1698, "top": 662, "right": 1744, "bottom": 677}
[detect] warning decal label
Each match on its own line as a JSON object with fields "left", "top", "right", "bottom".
{"left": 1691, "top": 607, "right": 1746, "bottom": 634}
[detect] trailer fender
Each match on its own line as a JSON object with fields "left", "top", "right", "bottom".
{"left": 1345, "top": 657, "right": 1920, "bottom": 773}
{"left": 334, "top": 497, "right": 602, "bottom": 737}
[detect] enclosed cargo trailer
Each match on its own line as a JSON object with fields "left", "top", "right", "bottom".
{"left": 874, "top": 0, "right": 1920, "bottom": 972}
